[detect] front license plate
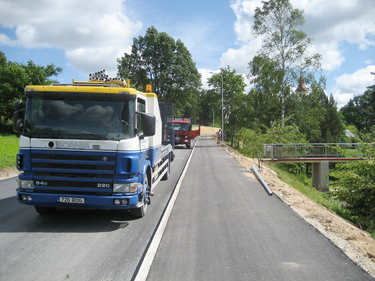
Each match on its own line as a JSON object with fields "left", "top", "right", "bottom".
{"left": 57, "top": 197, "right": 85, "bottom": 204}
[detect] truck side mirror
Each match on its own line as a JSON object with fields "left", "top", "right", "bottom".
{"left": 14, "top": 100, "right": 22, "bottom": 110}
{"left": 143, "top": 113, "right": 156, "bottom": 137}
{"left": 136, "top": 112, "right": 156, "bottom": 137}
{"left": 13, "top": 100, "right": 24, "bottom": 134}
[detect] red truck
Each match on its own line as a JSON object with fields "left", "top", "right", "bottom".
{"left": 170, "top": 118, "right": 200, "bottom": 148}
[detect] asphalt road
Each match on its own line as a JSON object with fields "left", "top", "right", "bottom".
{"left": 1, "top": 136, "right": 373, "bottom": 281}
{"left": 146, "top": 136, "right": 374, "bottom": 281}
{"left": 0, "top": 145, "right": 193, "bottom": 281}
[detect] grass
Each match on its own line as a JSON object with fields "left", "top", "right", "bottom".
{"left": 0, "top": 133, "right": 19, "bottom": 170}
{"left": 267, "top": 162, "right": 374, "bottom": 236}
{"left": 270, "top": 163, "right": 343, "bottom": 212}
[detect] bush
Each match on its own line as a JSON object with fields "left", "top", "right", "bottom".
{"left": 329, "top": 143, "right": 375, "bottom": 229}
{"left": 0, "top": 120, "right": 16, "bottom": 134}
{"left": 234, "top": 120, "right": 307, "bottom": 159}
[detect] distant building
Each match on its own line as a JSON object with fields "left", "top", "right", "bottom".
{"left": 345, "top": 129, "right": 356, "bottom": 138}
{"left": 295, "top": 76, "right": 308, "bottom": 95}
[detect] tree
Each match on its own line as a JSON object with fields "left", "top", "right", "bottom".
{"left": 251, "top": 0, "right": 321, "bottom": 125}
{"left": 235, "top": 118, "right": 307, "bottom": 159}
{"left": 368, "top": 72, "right": 375, "bottom": 92}
{"left": 0, "top": 54, "right": 62, "bottom": 126}
{"left": 341, "top": 84, "right": 375, "bottom": 139}
{"left": 330, "top": 144, "right": 375, "bottom": 230}
{"left": 208, "top": 66, "right": 247, "bottom": 146}
{"left": 320, "top": 93, "right": 345, "bottom": 142}
{"left": 247, "top": 55, "right": 283, "bottom": 129}
{"left": 197, "top": 89, "right": 221, "bottom": 126}
{"left": 117, "top": 26, "right": 202, "bottom": 117}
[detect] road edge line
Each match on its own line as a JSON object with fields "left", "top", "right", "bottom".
{"left": 134, "top": 138, "right": 198, "bottom": 281}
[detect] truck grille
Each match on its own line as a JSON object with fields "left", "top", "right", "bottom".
{"left": 30, "top": 150, "right": 116, "bottom": 195}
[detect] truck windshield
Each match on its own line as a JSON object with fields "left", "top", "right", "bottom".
{"left": 23, "top": 96, "right": 135, "bottom": 140}
{"left": 173, "top": 123, "right": 190, "bottom": 132}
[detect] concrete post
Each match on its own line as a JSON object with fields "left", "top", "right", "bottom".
{"left": 312, "top": 161, "right": 329, "bottom": 191}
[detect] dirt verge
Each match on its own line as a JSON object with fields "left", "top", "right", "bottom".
{"left": 0, "top": 166, "right": 19, "bottom": 181}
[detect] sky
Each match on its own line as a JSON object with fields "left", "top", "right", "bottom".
{"left": 0, "top": 0, "right": 374, "bottom": 109}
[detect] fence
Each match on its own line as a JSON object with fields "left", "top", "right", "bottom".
{"left": 263, "top": 143, "right": 368, "bottom": 160}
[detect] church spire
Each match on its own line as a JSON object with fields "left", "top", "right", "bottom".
{"left": 295, "top": 76, "right": 308, "bottom": 94}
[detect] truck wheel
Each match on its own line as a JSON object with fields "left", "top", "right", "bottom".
{"left": 130, "top": 200, "right": 147, "bottom": 218}
{"left": 34, "top": 206, "right": 56, "bottom": 215}
{"left": 130, "top": 177, "right": 149, "bottom": 218}
{"left": 186, "top": 140, "right": 191, "bottom": 149}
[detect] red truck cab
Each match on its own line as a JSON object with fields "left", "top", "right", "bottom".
{"left": 171, "top": 118, "right": 200, "bottom": 148}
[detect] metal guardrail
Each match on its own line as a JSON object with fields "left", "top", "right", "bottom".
{"left": 264, "top": 143, "right": 368, "bottom": 160}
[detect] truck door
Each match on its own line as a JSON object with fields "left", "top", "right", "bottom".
{"left": 190, "top": 123, "right": 200, "bottom": 139}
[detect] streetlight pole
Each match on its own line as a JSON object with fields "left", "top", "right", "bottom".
{"left": 212, "top": 107, "right": 214, "bottom": 135}
{"left": 220, "top": 73, "right": 224, "bottom": 143}
{"left": 210, "top": 71, "right": 224, "bottom": 143}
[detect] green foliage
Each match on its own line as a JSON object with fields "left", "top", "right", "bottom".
{"left": 0, "top": 134, "right": 19, "bottom": 169}
{"left": 0, "top": 54, "right": 62, "bottom": 126}
{"left": 117, "top": 26, "right": 202, "bottom": 118}
{"left": 207, "top": 66, "right": 247, "bottom": 146}
{"left": 197, "top": 89, "right": 221, "bottom": 126}
{"left": 271, "top": 163, "right": 350, "bottom": 221}
{"left": 247, "top": 56, "right": 282, "bottom": 129}
{"left": 287, "top": 77, "right": 345, "bottom": 143}
{"left": 341, "top": 86, "right": 375, "bottom": 140}
{"left": 251, "top": 0, "right": 322, "bottom": 124}
{"left": 235, "top": 119, "right": 307, "bottom": 158}
{"left": 360, "top": 125, "right": 375, "bottom": 143}
{"left": 235, "top": 127, "right": 264, "bottom": 158}
{"left": 329, "top": 144, "right": 375, "bottom": 230}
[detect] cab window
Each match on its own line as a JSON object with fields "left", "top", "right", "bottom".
{"left": 136, "top": 98, "right": 146, "bottom": 134}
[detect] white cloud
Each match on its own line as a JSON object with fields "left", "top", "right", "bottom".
{"left": 220, "top": 39, "right": 262, "bottom": 74}
{"left": 0, "top": 0, "right": 142, "bottom": 75}
{"left": 227, "top": 0, "right": 375, "bottom": 74}
{"left": 215, "top": 0, "right": 263, "bottom": 75}
{"left": 293, "top": 0, "right": 375, "bottom": 71}
{"left": 199, "top": 68, "right": 219, "bottom": 90}
{"left": 309, "top": 42, "right": 344, "bottom": 71}
{"left": 332, "top": 65, "right": 375, "bottom": 108}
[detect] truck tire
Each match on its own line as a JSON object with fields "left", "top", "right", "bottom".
{"left": 186, "top": 140, "right": 191, "bottom": 149}
{"left": 34, "top": 206, "right": 57, "bottom": 215}
{"left": 130, "top": 177, "right": 149, "bottom": 218}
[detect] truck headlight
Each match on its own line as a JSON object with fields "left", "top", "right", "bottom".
{"left": 113, "top": 182, "right": 139, "bottom": 193}
{"left": 19, "top": 180, "right": 34, "bottom": 189}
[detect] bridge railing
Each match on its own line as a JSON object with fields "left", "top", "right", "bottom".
{"left": 263, "top": 143, "right": 368, "bottom": 160}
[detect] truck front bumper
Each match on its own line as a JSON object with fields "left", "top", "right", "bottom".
{"left": 175, "top": 138, "right": 189, "bottom": 144}
{"left": 17, "top": 190, "right": 141, "bottom": 210}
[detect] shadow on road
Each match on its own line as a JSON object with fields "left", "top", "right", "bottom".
{"left": 0, "top": 196, "right": 139, "bottom": 233}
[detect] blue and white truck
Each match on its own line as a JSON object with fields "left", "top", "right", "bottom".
{"left": 13, "top": 74, "right": 174, "bottom": 218}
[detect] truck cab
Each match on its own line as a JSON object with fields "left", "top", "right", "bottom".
{"left": 13, "top": 78, "right": 173, "bottom": 218}
{"left": 171, "top": 118, "right": 200, "bottom": 149}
